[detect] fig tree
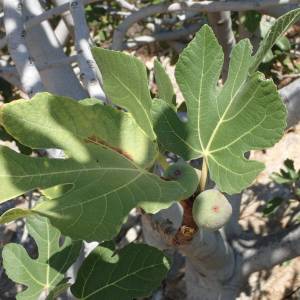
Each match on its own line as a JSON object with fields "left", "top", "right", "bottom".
{"left": 192, "top": 190, "right": 232, "bottom": 231}
{"left": 163, "top": 163, "right": 199, "bottom": 199}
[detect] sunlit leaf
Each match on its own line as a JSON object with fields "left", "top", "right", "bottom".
{"left": 91, "top": 48, "right": 156, "bottom": 140}
{"left": 154, "top": 59, "right": 176, "bottom": 109}
{"left": 151, "top": 25, "right": 286, "bottom": 194}
{"left": 0, "top": 93, "right": 185, "bottom": 241}
{"left": 270, "top": 158, "right": 300, "bottom": 184}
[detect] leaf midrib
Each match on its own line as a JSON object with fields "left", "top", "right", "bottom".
{"left": 203, "top": 45, "right": 248, "bottom": 155}
{"left": 100, "top": 57, "right": 154, "bottom": 139}
{"left": 2, "top": 112, "right": 154, "bottom": 169}
{"left": 80, "top": 261, "right": 166, "bottom": 300}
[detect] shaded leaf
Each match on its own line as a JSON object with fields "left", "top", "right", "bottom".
{"left": 154, "top": 59, "right": 176, "bottom": 109}
{"left": 0, "top": 93, "right": 185, "bottom": 241}
{"left": 240, "top": 10, "right": 261, "bottom": 34}
{"left": 249, "top": 8, "right": 300, "bottom": 74}
{"left": 2, "top": 197, "right": 82, "bottom": 300}
{"left": 0, "top": 124, "right": 32, "bottom": 155}
{"left": 275, "top": 36, "right": 291, "bottom": 52}
{"left": 91, "top": 48, "right": 156, "bottom": 140}
{"left": 270, "top": 158, "right": 300, "bottom": 184}
{"left": 263, "top": 197, "right": 285, "bottom": 217}
{"left": 71, "top": 241, "right": 172, "bottom": 300}
{"left": 151, "top": 25, "right": 286, "bottom": 194}
{"left": 45, "top": 283, "right": 71, "bottom": 300}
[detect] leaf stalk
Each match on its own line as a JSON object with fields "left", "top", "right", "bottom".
{"left": 199, "top": 157, "right": 208, "bottom": 191}
{"left": 157, "top": 153, "right": 169, "bottom": 170}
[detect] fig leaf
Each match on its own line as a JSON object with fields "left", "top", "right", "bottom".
{"left": 151, "top": 19, "right": 293, "bottom": 194}
{"left": 0, "top": 93, "right": 185, "bottom": 242}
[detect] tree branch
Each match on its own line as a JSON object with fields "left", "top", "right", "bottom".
{"left": 241, "top": 223, "right": 300, "bottom": 279}
{"left": 122, "top": 20, "right": 205, "bottom": 50}
{"left": 69, "top": 0, "right": 107, "bottom": 102}
{"left": 0, "top": 58, "right": 23, "bottom": 90}
{"left": 115, "top": 0, "right": 138, "bottom": 12}
{"left": 0, "top": 55, "right": 78, "bottom": 76}
{"left": 54, "top": 18, "right": 71, "bottom": 47}
{"left": 0, "top": 0, "right": 100, "bottom": 50}
{"left": 207, "top": 10, "right": 235, "bottom": 83}
{"left": 142, "top": 11, "right": 201, "bottom": 26}
{"left": 112, "top": 0, "right": 300, "bottom": 51}
{"left": 53, "top": 0, "right": 76, "bottom": 41}
{"left": 3, "top": 0, "right": 45, "bottom": 97}
{"left": 22, "top": 0, "right": 88, "bottom": 100}
{"left": 278, "top": 78, "right": 300, "bottom": 129}
{"left": 259, "top": 5, "right": 300, "bottom": 26}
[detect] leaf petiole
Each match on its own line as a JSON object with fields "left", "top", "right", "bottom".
{"left": 157, "top": 153, "right": 170, "bottom": 170}
{"left": 199, "top": 157, "right": 208, "bottom": 192}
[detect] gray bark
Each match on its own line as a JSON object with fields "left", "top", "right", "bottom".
{"left": 53, "top": 0, "right": 76, "bottom": 40}
{"left": 22, "top": 0, "right": 88, "bottom": 100}
{"left": 69, "top": 0, "right": 106, "bottom": 102}
{"left": 122, "top": 20, "right": 205, "bottom": 51}
{"left": 54, "top": 19, "right": 71, "bottom": 47}
{"left": 259, "top": 5, "right": 300, "bottom": 26}
{"left": 3, "top": 0, "right": 45, "bottom": 97}
{"left": 112, "top": 0, "right": 300, "bottom": 51}
{"left": 207, "top": 10, "right": 235, "bottom": 83}
{"left": 279, "top": 78, "right": 300, "bottom": 129}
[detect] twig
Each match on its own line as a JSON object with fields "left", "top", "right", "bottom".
{"left": 69, "top": 0, "right": 107, "bottom": 102}
{"left": 3, "top": 0, "right": 45, "bottom": 97}
{"left": 142, "top": 12, "right": 201, "bottom": 26}
{"left": 112, "top": 0, "right": 300, "bottom": 50}
{"left": 122, "top": 20, "right": 205, "bottom": 50}
{"left": 0, "top": 55, "right": 78, "bottom": 76}
{"left": 115, "top": 0, "right": 138, "bottom": 12}
{"left": 271, "top": 69, "right": 300, "bottom": 79}
{"left": 242, "top": 223, "right": 300, "bottom": 278}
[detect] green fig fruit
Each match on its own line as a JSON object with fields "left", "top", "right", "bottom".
{"left": 193, "top": 190, "right": 232, "bottom": 231}
{"left": 163, "top": 163, "right": 199, "bottom": 200}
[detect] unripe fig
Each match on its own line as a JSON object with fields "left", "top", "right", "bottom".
{"left": 193, "top": 190, "right": 232, "bottom": 231}
{"left": 163, "top": 163, "right": 199, "bottom": 199}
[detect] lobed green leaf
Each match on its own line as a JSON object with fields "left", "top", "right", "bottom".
{"left": 2, "top": 197, "right": 82, "bottom": 300}
{"left": 0, "top": 93, "right": 185, "bottom": 241}
{"left": 151, "top": 25, "right": 287, "bottom": 194}
{"left": 71, "top": 241, "right": 172, "bottom": 300}
{"left": 154, "top": 59, "right": 177, "bottom": 109}
{"left": 91, "top": 48, "right": 156, "bottom": 140}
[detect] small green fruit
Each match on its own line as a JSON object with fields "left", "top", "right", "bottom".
{"left": 163, "top": 163, "right": 199, "bottom": 199}
{"left": 193, "top": 190, "right": 232, "bottom": 231}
